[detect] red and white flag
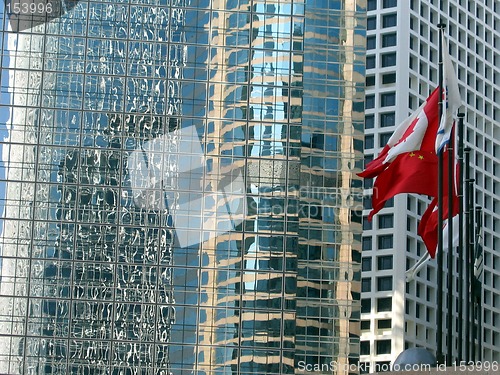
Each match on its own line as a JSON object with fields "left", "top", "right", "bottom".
{"left": 417, "top": 191, "right": 460, "bottom": 259}
{"left": 368, "top": 150, "right": 439, "bottom": 220}
{"left": 359, "top": 88, "right": 439, "bottom": 179}
{"left": 406, "top": 214, "right": 459, "bottom": 281}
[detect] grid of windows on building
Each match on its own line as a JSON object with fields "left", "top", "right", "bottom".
{"left": 0, "top": 0, "right": 366, "bottom": 373}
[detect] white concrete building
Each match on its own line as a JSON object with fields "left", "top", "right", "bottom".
{"left": 360, "top": 0, "right": 500, "bottom": 371}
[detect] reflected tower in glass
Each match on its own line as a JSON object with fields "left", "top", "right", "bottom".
{"left": 0, "top": 0, "right": 365, "bottom": 373}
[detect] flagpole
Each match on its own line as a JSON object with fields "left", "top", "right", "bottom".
{"left": 436, "top": 22, "right": 446, "bottom": 366}
{"left": 475, "top": 206, "right": 483, "bottom": 361}
{"left": 463, "top": 147, "right": 471, "bottom": 362}
{"left": 446, "top": 128, "right": 454, "bottom": 366}
{"left": 456, "top": 112, "right": 465, "bottom": 361}
{"left": 468, "top": 176, "right": 475, "bottom": 360}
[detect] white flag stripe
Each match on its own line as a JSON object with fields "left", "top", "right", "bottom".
{"left": 406, "top": 253, "right": 431, "bottom": 282}
{"left": 384, "top": 111, "right": 429, "bottom": 164}
{"left": 474, "top": 255, "right": 483, "bottom": 280}
{"left": 474, "top": 228, "right": 483, "bottom": 280}
{"left": 442, "top": 214, "right": 460, "bottom": 250}
{"left": 385, "top": 100, "right": 427, "bottom": 148}
{"left": 436, "top": 33, "right": 461, "bottom": 152}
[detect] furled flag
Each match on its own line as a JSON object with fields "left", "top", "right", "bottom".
{"left": 473, "top": 210, "right": 483, "bottom": 303}
{"left": 359, "top": 88, "right": 439, "bottom": 179}
{"left": 417, "top": 190, "right": 460, "bottom": 258}
{"left": 407, "top": 213, "right": 460, "bottom": 281}
{"left": 435, "top": 33, "right": 462, "bottom": 152}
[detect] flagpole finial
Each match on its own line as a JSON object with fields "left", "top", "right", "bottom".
{"left": 458, "top": 112, "right": 465, "bottom": 118}
{"left": 438, "top": 22, "right": 446, "bottom": 29}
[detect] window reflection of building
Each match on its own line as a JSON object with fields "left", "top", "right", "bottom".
{"left": 51, "top": 113, "right": 177, "bottom": 373}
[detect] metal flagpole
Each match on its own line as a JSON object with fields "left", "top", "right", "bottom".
{"left": 436, "top": 22, "right": 446, "bottom": 365}
{"left": 475, "top": 206, "right": 483, "bottom": 361}
{"left": 463, "top": 147, "right": 471, "bottom": 361}
{"left": 446, "top": 128, "right": 455, "bottom": 366}
{"left": 468, "top": 161, "right": 476, "bottom": 360}
{"left": 456, "top": 113, "right": 465, "bottom": 361}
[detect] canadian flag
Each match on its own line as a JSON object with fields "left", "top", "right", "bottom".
{"left": 359, "top": 88, "right": 439, "bottom": 179}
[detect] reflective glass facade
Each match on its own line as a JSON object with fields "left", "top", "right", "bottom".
{"left": 0, "top": 0, "right": 365, "bottom": 373}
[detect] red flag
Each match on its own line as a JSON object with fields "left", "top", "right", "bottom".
{"left": 418, "top": 193, "right": 459, "bottom": 258}
{"left": 369, "top": 150, "right": 438, "bottom": 220}
{"left": 418, "top": 198, "right": 439, "bottom": 258}
{"left": 359, "top": 88, "right": 439, "bottom": 179}
{"left": 417, "top": 139, "right": 460, "bottom": 258}
{"left": 368, "top": 148, "right": 457, "bottom": 220}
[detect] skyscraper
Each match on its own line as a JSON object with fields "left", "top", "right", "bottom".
{"left": 360, "top": 0, "right": 499, "bottom": 370}
{"left": 0, "top": 0, "right": 365, "bottom": 373}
